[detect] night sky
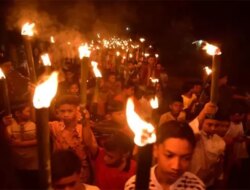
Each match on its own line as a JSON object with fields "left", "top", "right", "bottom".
{"left": 0, "top": 0, "right": 249, "bottom": 88}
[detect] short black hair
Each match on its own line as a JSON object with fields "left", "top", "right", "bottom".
{"left": 157, "top": 121, "right": 196, "bottom": 148}
{"left": 103, "top": 131, "right": 134, "bottom": 154}
{"left": 51, "top": 150, "right": 81, "bottom": 182}
{"left": 181, "top": 82, "right": 194, "bottom": 93}
{"left": 169, "top": 94, "right": 183, "bottom": 104}
{"left": 55, "top": 95, "right": 80, "bottom": 108}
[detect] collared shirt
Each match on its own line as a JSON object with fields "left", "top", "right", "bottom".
{"left": 125, "top": 165, "right": 205, "bottom": 190}
{"left": 50, "top": 121, "right": 97, "bottom": 183}
{"left": 225, "top": 122, "right": 249, "bottom": 159}
{"left": 159, "top": 111, "right": 186, "bottom": 126}
{"left": 189, "top": 131, "right": 225, "bottom": 187}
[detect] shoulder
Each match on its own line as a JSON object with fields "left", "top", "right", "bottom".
{"left": 49, "top": 121, "right": 64, "bottom": 134}
{"left": 83, "top": 184, "right": 100, "bottom": 190}
{"left": 124, "top": 175, "right": 136, "bottom": 190}
{"left": 174, "top": 172, "right": 205, "bottom": 190}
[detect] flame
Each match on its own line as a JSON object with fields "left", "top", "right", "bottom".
{"left": 50, "top": 36, "right": 55, "bottom": 43}
{"left": 202, "top": 42, "right": 222, "bottom": 56}
{"left": 150, "top": 96, "right": 159, "bottom": 109}
{"left": 129, "top": 53, "right": 133, "bottom": 58}
{"left": 155, "top": 53, "right": 159, "bottom": 58}
{"left": 21, "top": 22, "right": 35, "bottom": 36}
{"left": 126, "top": 98, "right": 156, "bottom": 146}
{"left": 144, "top": 53, "right": 150, "bottom": 57}
{"left": 139, "top": 38, "right": 145, "bottom": 43}
{"left": 78, "top": 44, "right": 91, "bottom": 59}
{"left": 0, "top": 68, "right": 6, "bottom": 79}
{"left": 33, "top": 72, "right": 58, "bottom": 109}
{"left": 91, "top": 61, "right": 102, "bottom": 78}
{"left": 116, "top": 51, "right": 120, "bottom": 56}
{"left": 204, "top": 66, "right": 212, "bottom": 75}
{"left": 150, "top": 77, "right": 159, "bottom": 84}
{"left": 41, "top": 53, "right": 51, "bottom": 66}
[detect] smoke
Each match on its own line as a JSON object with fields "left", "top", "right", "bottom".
{"left": 5, "top": 0, "right": 137, "bottom": 64}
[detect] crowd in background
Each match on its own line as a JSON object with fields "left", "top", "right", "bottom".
{"left": 0, "top": 43, "right": 250, "bottom": 190}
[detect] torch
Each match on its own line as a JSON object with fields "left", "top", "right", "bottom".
{"left": 78, "top": 44, "right": 91, "bottom": 109}
{"left": 193, "top": 40, "right": 222, "bottom": 103}
{"left": 21, "top": 22, "right": 37, "bottom": 83}
{"left": 126, "top": 98, "right": 156, "bottom": 190}
{"left": 0, "top": 68, "right": 11, "bottom": 115}
{"left": 41, "top": 53, "right": 52, "bottom": 74}
{"left": 91, "top": 61, "right": 102, "bottom": 103}
{"left": 149, "top": 77, "right": 159, "bottom": 88}
{"left": 33, "top": 72, "right": 58, "bottom": 189}
{"left": 139, "top": 38, "right": 145, "bottom": 56}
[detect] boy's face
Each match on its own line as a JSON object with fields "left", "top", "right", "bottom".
{"left": 69, "top": 84, "right": 79, "bottom": 94}
{"left": 169, "top": 101, "right": 183, "bottom": 115}
{"left": 57, "top": 104, "right": 78, "bottom": 123}
{"left": 111, "top": 110, "right": 125, "bottom": 126}
{"left": 193, "top": 85, "right": 202, "bottom": 95}
{"left": 216, "top": 120, "right": 230, "bottom": 137}
{"left": 202, "top": 119, "right": 218, "bottom": 136}
{"left": 53, "top": 172, "right": 80, "bottom": 190}
{"left": 125, "top": 87, "right": 134, "bottom": 97}
{"left": 154, "top": 138, "right": 193, "bottom": 184}
{"left": 104, "top": 149, "right": 125, "bottom": 167}
{"left": 108, "top": 75, "right": 116, "bottom": 83}
{"left": 20, "top": 106, "right": 31, "bottom": 121}
{"left": 230, "top": 113, "right": 244, "bottom": 124}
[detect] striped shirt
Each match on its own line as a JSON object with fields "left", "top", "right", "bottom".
{"left": 125, "top": 165, "right": 205, "bottom": 190}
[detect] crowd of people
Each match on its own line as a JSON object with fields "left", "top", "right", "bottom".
{"left": 0, "top": 47, "right": 250, "bottom": 190}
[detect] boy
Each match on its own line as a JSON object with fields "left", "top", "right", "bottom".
{"left": 51, "top": 149, "right": 99, "bottom": 190}
{"left": 125, "top": 121, "right": 205, "bottom": 190}
{"left": 159, "top": 95, "right": 186, "bottom": 126}
{"left": 50, "top": 95, "right": 98, "bottom": 183}
{"left": 5, "top": 101, "right": 39, "bottom": 189}
{"left": 189, "top": 114, "right": 226, "bottom": 188}
{"left": 93, "top": 131, "right": 136, "bottom": 190}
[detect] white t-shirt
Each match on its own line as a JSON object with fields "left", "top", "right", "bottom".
{"left": 84, "top": 184, "right": 100, "bottom": 190}
{"left": 124, "top": 165, "right": 205, "bottom": 190}
{"left": 182, "top": 94, "right": 197, "bottom": 110}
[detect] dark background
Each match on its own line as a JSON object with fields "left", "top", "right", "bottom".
{"left": 0, "top": 0, "right": 249, "bottom": 88}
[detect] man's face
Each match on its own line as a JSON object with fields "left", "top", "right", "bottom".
{"left": 202, "top": 119, "right": 218, "bottom": 136}
{"left": 57, "top": 104, "right": 78, "bottom": 123}
{"left": 169, "top": 101, "right": 183, "bottom": 115}
{"left": 154, "top": 138, "right": 193, "bottom": 184}
{"left": 104, "top": 150, "right": 124, "bottom": 167}
{"left": 216, "top": 120, "right": 230, "bottom": 137}
{"left": 53, "top": 172, "right": 80, "bottom": 190}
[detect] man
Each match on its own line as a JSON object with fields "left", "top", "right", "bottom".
{"left": 125, "top": 121, "right": 205, "bottom": 190}
{"left": 51, "top": 149, "right": 99, "bottom": 190}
